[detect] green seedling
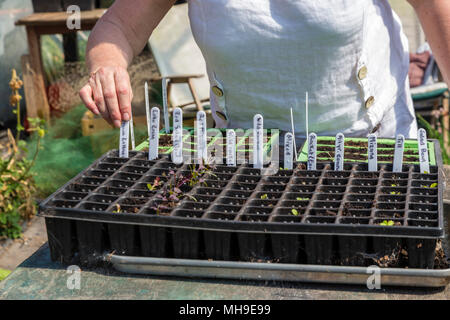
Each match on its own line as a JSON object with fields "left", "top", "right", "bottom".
{"left": 390, "top": 191, "right": 401, "bottom": 195}
{"left": 261, "top": 194, "right": 268, "bottom": 200}
{"left": 296, "top": 197, "right": 309, "bottom": 201}
{"left": 379, "top": 220, "right": 394, "bottom": 226}
{"left": 291, "top": 208, "right": 299, "bottom": 216}
{"left": 421, "top": 182, "right": 438, "bottom": 188}
{"left": 146, "top": 176, "right": 162, "bottom": 191}
{"left": 112, "top": 204, "right": 121, "bottom": 213}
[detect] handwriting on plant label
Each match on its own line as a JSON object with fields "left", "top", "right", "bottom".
{"left": 253, "top": 114, "right": 263, "bottom": 169}
{"left": 119, "top": 121, "right": 129, "bottom": 158}
{"left": 284, "top": 132, "right": 293, "bottom": 170}
{"left": 393, "top": 134, "right": 404, "bottom": 172}
{"left": 307, "top": 133, "right": 317, "bottom": 171}
{"left": 368, "top": 134, "right": 377, "bottom": 171}
{"left": 334, "top": 133, "right": 344, "bottom": 171}
{"left": 418, "top": 128, "right": 430, "bottom": 173}
{"left": 226, "top": 129, "right": 236, "bottom": 166}
{"left": 149, "top": 107, "right": 160, "bottom": 160}
{"left": 172, "top": 108, "right": 183, "bottom": 164}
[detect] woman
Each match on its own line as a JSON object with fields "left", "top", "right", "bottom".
{"left": 80, "top": 0, "right": 450, "bottom": 141}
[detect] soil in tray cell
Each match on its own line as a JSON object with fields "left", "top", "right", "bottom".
{"left": 308, "top": 209, "right": 339, "bottom": 218}
{"left": 210, "top": 204, "right": 242, "bottom": 214}
{"left": 374, "top": 211, "right": 405, "bottom": 219}
{"left": 67, "top": 183, "right": 97, "bottom": 193}
{"left": 273, "top": 207, "right": 306, "bottom": 217}
{"left": 96, "top": 186, "right": 127, "bottom": 196}
{"left": 85, "top": 194, "right": 117, "bottom": 205}
{"left": 47, "top": 199, "right": 78, "bottom": 208}
{"left": 230, "top": 182, "right": 258, "bottom": 191}
{"left": 224, "top": 190, "right": 253, "bottom": 199}
{"left": 346, "top": 194, "right": 375, "bottom": 202}
{"left": 55, "top": 191, "right": 87, "bottom": 201}
{"left": 102, "top": 157, "right": 129, "bottom": 165}
{"left": 296, "top": 170, "right": 322, "bottom": 178}
{"left": 85, "top": 169, "right": 114, "bottom": 179}
{"left": 261, "top": 183, "right": 288, "bottom": 192}
{"left": 319, "top": 186, "right": 347, "bottom": 194}
{"left": 95, "top": 163, "right": 122, "bottom": 171}
{"left": 217, "top": 196, "right": 247, "bottom": 206}
{"left": 285, "top": 192, "right": 314, "bottom": 201}
{"left": 243, "top": 206, "right": 274, "bottom": 215}
{"left": 122, "top": 166, "right": 150, "bottom": 175}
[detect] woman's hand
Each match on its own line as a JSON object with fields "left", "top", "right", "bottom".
{"left": 79, "top": 0, "right": 176, "bottom": 127}
{"left": 80, "top": 65, "right": 133, "bottom": 128}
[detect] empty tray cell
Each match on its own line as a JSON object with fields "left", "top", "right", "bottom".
{"left": 212, "top": 165, "right": 239, "bottom": 174}
{"left": 343, "top": 202, "right": 373, "bottom": 210}
{"left": 122, "top": 166, "right": 149, "bottom": 175}
{"left": 319, "top": 186, "right": 347, "bottom": 193}
{"left": 312, "top": 201, "right": 341, "bottom": 210}
{"left": 204, "top": 230, "right": 233, "bottom": 260}
{"left": 108, "top": 223, "right": 139, "bottom": 256}
{"left": 339, "top": 217, "right": 371, "bottom": 224}
{"left": 230, "top": 182, "right": 257, "bottom": 191}
{"left": 149, "top": 168, "right": 171, "bottom": 176}
{"left": 217, "top": 196, "right": 247, "bottom": 206}
{"left": 324, "top": 171, "right": 351, "bottom": 179}
{"left": 271, "top": 215, "right": 303, "bottom": 223}
{"left": 410, "top": 187, "right": 438, "bottom": 196}
{"left": 210, "top": 204, "right": 241, "bottom": 214}
{"left": 75, "top": 221, "right": 105, "bottom": 265}
{"left": 382, "top": 179, "right": 408, "bottom": 187}
{"left": 352, "top": 179, "right": 378, "bottom": 187}
{"left": 129, "top": 159, "right": 156, "bottom": 168}
{"left": 119, "top": 197, "right": 148, "bottom": 206}
{"left": 346, "top": 194, "right": 374, "bottom": 202}
{"left": 412, "top": 165, "right": 438, "bottom": 173}
{"left": 410, "top": 195, "right": 438, "bottom": 204}
{"left": 173, "top": 210, "right": 204, "bottom": 218}
{"left": 372, "top": 218, "right": 404, "bottom": 226}
{"left": 288, "top": 184, "right": 315, "bottom": 193}
{"left": 304, "top": 235, "right": 333, "bottom": 265}
{"left": 239, "top": 214, "right": 270, "bottom": 222}
{"left": 105, "top": 179, "right": 135, "bottom": 189}
{"left": 55, "top": 191, "right": 86, "bottom": 201}
{"left": 411, "top": 180, "right": 439, "bottom": 188}
{"left": 128, "top": 189, "right": 155, "bottom": 199}
{"left": 86, "top": 194, "right": 117, "bottom": 204}
{"left": 237, "top": 174, "right": 262, "bottom": 184}
{"left": 113, "top": 172, "right": 141, "bottom": 182}
{"left": 271, "top": 234, "right": 300, "bottom": 263}
{"left": 412, "top": 173, "right": 438, "bottom": 181}
{"left": 254, "top": 191, "right": 282, "bottom": 200}
{"left": 374, "top": 211, "right": 404, "bottom": 219}
{"left": 78, "top": 202, "right": 109, "bottom": 211}
{"left": 382, "top": 163, "right": 411, "bottom": 172}
{"left": 342, "top": 208, "right": 372, "bottom": 218}
{"left": 306, "top": 211, "right": 337, "bottom": 219}
{"left": 248, "top": 199, "right": 279, "bottom": 207}
{"left": 352, "top": 171, "right": 379, "bottom": 179}
{"left": 204, "top": 179, "right": 228, "bottom": 189}
{"left": 409, "top": 203, "right": 438, "bottom": 212}
{"left": 286, "top": 192, "right": 314, "bottom": 201}
{"left": 139, "top": 226, "right": 168, "bottom": 257}
{"left": 79, "top": 177, "right": 105, "bottom": 186}
{"left": 243, "top": 206, "right": 274, "bottom": 215}
{"left": 377, "top": 195, "right": 407, "bottom": 203}
{"left": 407, "top": 219, "right": 438, "bottom": 228}
{"left": 205, "top": 212, "right": 237, "bottom": 221}
{"left": 96, "top": 186, "right": 127, "bottom": 196}
{"left": 67, "top": 183, "right": 97, "bottom": 193}
{"left": 380, "top": 186, "right": 407, "bottom": 195}
{"left": 376, "top": 202, "right": 406, "bottom": 210}
{"left": 296, "top": 170, "right": 322, "bottom": 178}
{"left": 194, "top": 187, "right": 223, "bottom": 196}
{"left": 95, "top": 163, "right": 122, "bottom": 171}
{"left": 224, "top": 190, "right": 253, "bottom": 198}
{"left": 237, "top": 233, "right": 268, "bottom": 261}
{"left": 109, "top": 204, "right": 140, "bottom": 213}
{"left": 207, "top": 172, "right": 234, "bottom": 182}
{"left": 241, "top": 168, "right": 264, "bottom": 176}
{"left": 292, "top": 177, "right": 320, "bottom": 185}
{"left": 47, "top": 199, "right": 78, "bottom": 208}
{"left": 273, "top": 169, "right": 294, "bottom": 177}
{"left": 333, "top": 163, "right": 354, "bottom": 171}
{"left": 338, "top": 236, "right": 368, "bottom": 266}
{"left": 103, "top": 157, "right": 129, "bottom": 165}
{"left": 179, "top": 201, "right": 210, "bottom": 211}
{"left": 172, "top": 228, "right": 201, "bottom": 259}
{"left": 86, "top": 170, "right": 114, "bottom": 178}
{"left": 408, "top": 211, "right": 438, "bottom": 220}
{"left": 407, "top": 238, "right": 436, "bottom": 268}
{"left": 382, "top": 172, "right": 409, "bottom": 180}
{"left": 274, "top": 207, "right": 306, "bottom": 216}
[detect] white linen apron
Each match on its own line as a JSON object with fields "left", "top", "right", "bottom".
{"left": 187, "top": 0, "right": 417, "bottom": 139}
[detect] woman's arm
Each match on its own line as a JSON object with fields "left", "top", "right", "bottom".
{"left": 408, "top": 0, "right": 450, "bottom": 86}
{"left": 80, "top": 0, "right": 176, "bottom": 127}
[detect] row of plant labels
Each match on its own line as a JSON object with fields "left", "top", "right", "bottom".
{"left": 118, "top": 108, "right": 431, "bottom": 174}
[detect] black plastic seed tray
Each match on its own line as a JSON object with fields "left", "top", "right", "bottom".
{"left": 40, "top": 142, "right": 444, "bottom": 269}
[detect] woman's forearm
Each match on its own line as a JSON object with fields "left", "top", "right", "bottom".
{"left": 409, "top": 0, "right": 450, "bottom": 85}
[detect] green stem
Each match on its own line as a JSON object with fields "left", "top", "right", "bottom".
{"left": 16, "top": 100, "right": 20, "bottom": 142}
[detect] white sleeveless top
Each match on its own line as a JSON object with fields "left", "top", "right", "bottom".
{"left": 187, "top": 0, "right": 418, "bottom": 139}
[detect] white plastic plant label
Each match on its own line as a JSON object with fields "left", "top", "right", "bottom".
{"left": 196, "top": 111, "right": 207, "bottom": 163}
{"left": 335, "top": 133, "right": 344, "bottom": 171}
{"left": 284, "top": 132, "right": 294, "bottom": 170}
{"left": 148, "top": 107, "right": 160, "bottom": 160}
{"left": 129, "top": 112, "right": 135, "bottom": 150}
{"left": 307, "top": 132, "right": 317, "bottom": 171}
{"left": 367, "top": 134, "right": 377, "bottom": 172}
{"left": 144, "top": 82, "right": 151, "bottom": 138}
{"left": 162, "top": 77, "right": 170, "bottom": 133}
{"left": 393, "top": 134, "right": 404, "bottom": 172}
{"left": 226, "top": 129, "right": 236, "bottom": 166}
{"left": 253, "top": 114, "right": 263, "bottom": 169}
{"left": 418, "top": 128, "right": 430, "bottom": 173}
{"left": 172, "top": 107, "right": 183, "bottom": 164}
{"left": 119, "top": 120, "right": 129, "bottom": 158}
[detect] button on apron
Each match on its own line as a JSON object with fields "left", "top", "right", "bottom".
{"left": 365, "top": 96, "right": 375, "bottom": 108}
{"left": 358, "top": 66, "right": 368, "bottom": 80}
{"left": 212, "top": 86, "right": 223, "bottom": 97}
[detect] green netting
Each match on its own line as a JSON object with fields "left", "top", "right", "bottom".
{"left": 26, "top": 105, "right": 148, "bottom": 197}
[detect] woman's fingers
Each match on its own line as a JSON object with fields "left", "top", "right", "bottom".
{"left": 99, "top": 68, "right": 122, "bottom": 128}
{"left": 91, "top": 73, "right": 113, "bottom": 126}
{"left": 114, "top": 68, "right": 132, "bottom": 122}
{"left": 79, "top": 84, "right": 100, "bottom": 115}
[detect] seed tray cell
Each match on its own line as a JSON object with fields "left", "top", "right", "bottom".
{"left": 41, "top": 140, "right": 444, "bottom": 268}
